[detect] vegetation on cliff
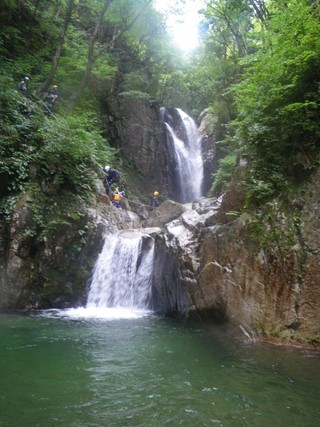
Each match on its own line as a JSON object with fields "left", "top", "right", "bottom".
{"left": 0, "top": 75, "right": 115, "bottom": 242}
{"left": 0, "top": 0, "right": 195, "bottom": 234}
{"left": 197, "top": 0, "right": 320, "bottom": 203}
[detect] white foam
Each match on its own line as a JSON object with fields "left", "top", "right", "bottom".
{"left": 40, "top": 306, "right": 153, "bottom": 320}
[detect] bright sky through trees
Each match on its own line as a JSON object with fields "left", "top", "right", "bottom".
{"left": 155, "top": 0, "right": 204, "bottom": 52}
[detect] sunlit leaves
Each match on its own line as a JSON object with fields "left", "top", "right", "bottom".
{"left": 232, "top": 0, "right": 320, "bottom": 197}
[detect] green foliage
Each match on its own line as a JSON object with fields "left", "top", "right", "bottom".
{"left": 199, "top": 0, "right": 320, "bottom": 206}
{"left": 119, "top": 91, "right": 151, "bottom": 101}
{"left": 201, "top": 0, "right": 253, "bottom": 59}
{"left": 21, "top": 187, "right": 87, "bottom": 243}
{"left": 244, "top": 171, "right": 290, "bottom": 206}
{"left": 212, "top": 153, "right": 237, "bottom": 193}
{"left": 184, "top": 58, "right": 236, "bottom": 120}
{"left": 188, "top": 0, "right": 252, "bottom": 125}
{"left": 0, "top": 0, "right": 197, "bottom": 115}
{"left": 234, "top": 0, "right": 320, "bottom": 193}
{"left": 0, "top": 75, "right": 116, "bottom": 239}
{"left": 0, "top": 195, "right": 18, "bottom": 224}
{"left": 36, "top": 113, "right": 114, "bottom": 185}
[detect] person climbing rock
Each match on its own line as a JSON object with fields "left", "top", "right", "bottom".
{"left": 18, "top": 76, "right": 29, "bottom": 96}
{"left": 151, "top": 191, "right": 160, "bottom": 208}
{"left": 101, "top": 165, "right": 120, "bottom": 194}
{"left": 45, "top": 85, "right": 58, "bottom": 115}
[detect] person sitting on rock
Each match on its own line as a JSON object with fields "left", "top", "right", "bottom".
{"left": 112, "top": 193, "right": 122, "bottom": 209}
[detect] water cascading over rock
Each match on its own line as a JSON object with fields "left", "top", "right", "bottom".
{"left": 161, "top": 108, "right": 204, "bottom": 203}
{"left": 86, "top": 231, "right": 155, "bottom": 312}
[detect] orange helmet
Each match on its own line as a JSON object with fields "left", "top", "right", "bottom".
{"left": 113, "top": 194, "right": 121, "bottom": 201}
{"left": 153, "top": 191, "right": 159, "bottom": 196}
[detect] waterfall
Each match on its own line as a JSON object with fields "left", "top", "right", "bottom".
{"left": 163, "top": 108, "right": 204, "bottom": 203}
{"left": 86, "top": 231, "right": 154, "bottom": 312}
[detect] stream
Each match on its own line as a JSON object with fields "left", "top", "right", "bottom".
{"left": 0, "top": 311, "right": 320, "bottom": 427}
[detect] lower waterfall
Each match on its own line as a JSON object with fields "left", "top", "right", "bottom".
{"left": 84, "top": 231, "right": 155, "bottom": 318}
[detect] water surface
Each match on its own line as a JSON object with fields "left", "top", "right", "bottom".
{"left": 0, "top": 311, "right": 319, "bottom": 427}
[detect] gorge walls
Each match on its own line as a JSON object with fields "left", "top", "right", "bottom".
{"left": 1, "top": 100, "right": 320, "bottom": 348}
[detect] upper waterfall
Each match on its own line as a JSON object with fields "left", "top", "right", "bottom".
{"left": 161, "top": 108, "right": 204, "bottom": 203}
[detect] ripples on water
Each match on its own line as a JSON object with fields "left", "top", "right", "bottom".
{"left": 0, "top": 309, "right": 319, "bottom": 427}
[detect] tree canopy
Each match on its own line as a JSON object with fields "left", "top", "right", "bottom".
{"left": 196, "top": 0, "right": 320, "bottom": 200}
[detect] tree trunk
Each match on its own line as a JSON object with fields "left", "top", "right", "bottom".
{"left": 68, "top": 0, "right": 152, "bottom": 114}
{"left": 37, "top": 0, "right": 75, "bottom": 96}
{"left": 67, "top": 0, "right": 114, "bottom": 113}
{"left": 248, "top": 0, "right": 269, "bottom": 22}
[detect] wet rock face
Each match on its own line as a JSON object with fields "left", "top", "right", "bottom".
{"left": 160, "top": 107, "right": 188, "bottom": 143}
{"left": 152, "top": 233, "right": 192, "bottom": 316}
{"left": 115, "top": 97, "right": 169, "bottom": 195}
{"left": 2, "top": 157, "right": 320, "bottom": 346}
{"left": 298, "top": 168, "right": 320, "bottom": 343}
{"left": 149, "top": 163, "right": 320, "bottom": 345}
{"left": 198, "top": 109, "right": 226, "bottom": 197}
{"left": 120, "top": 99, "right": 158, "bottom": 175}
{"left": 151, "top": 198, "right": 221, "bottom": 318}
{"left": 197, "top": 220, "right": 298, "bottom": 332}
{"left": 0, "top": 198, "right": 35, "bottom": 310}
{"left": 151, "top": 191, "right": 320, "bottom": 345}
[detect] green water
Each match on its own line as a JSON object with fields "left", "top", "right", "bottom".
{"left": 0, "top": 311, "right": 319, "bottom": 427}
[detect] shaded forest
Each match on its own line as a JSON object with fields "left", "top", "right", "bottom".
{"left": 0, "top": 0, "right": 320, "bottom": 235}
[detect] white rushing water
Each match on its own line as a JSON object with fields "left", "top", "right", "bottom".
{"left": 50, "top": 231, "right": 155, "bottom": 320}
{"left": 87, "top": 232, "right": 154, "bottom": 310}
{"left": 165, "top": 108, "right": 203, "bottom": 203}
{"left": 85, "top": 232, "right": 154, "bottom": 318}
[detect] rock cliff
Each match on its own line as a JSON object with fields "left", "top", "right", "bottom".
{"left": 149, "top": 170, "right": 320, "bottom": 347}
